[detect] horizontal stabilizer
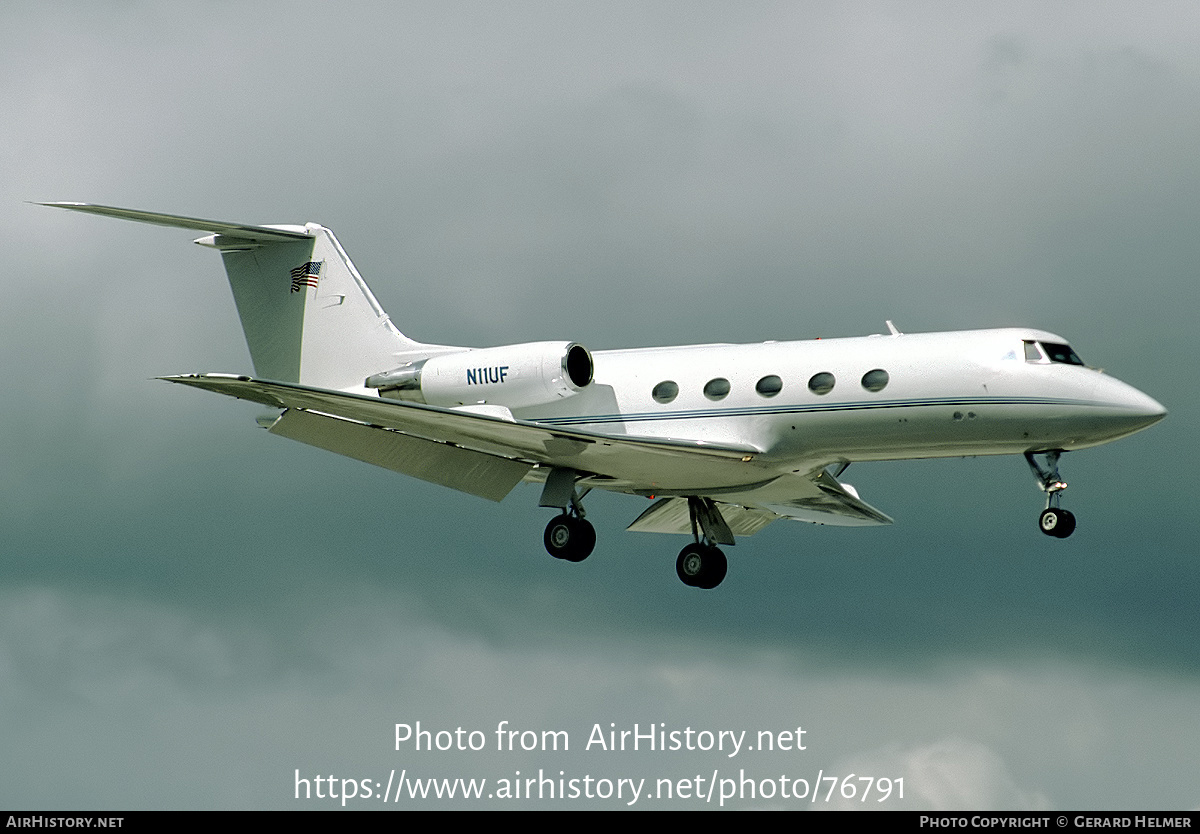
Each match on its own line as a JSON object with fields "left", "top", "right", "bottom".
{"left": 38, "top": 202, "right": 312, "bottom": 242}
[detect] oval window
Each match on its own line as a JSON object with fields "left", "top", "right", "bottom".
{"left": 703, "top": 377, "right": 731, "bottom": 401}
{"left": 652, "top": 380, "right": 679, "bottom": 404}
{"left": 808, "top": 372, "right": 835, "bottom": 395}
{"left": 861, "top": 369, "right": 889, "bottom": 392}
{"left": 755, "top": 375, "right": 783, "bottom": 397}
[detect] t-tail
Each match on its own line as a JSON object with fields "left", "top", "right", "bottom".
{"left": 40, "top": 202, "right": 453, "bottom": 392}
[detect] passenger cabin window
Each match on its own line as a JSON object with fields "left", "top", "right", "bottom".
{"left": 755, "top": 375, "right": 783, "bottom": 397}
{"left": 652, "top": 380, "right": 679, "bottom": 404}
{"left": 861, "top": 369, "right": 889, "bottom": 392}
{"left": 703, "top": 378, "right": 731, "bottom": 400}
{"left": 808, "top": 372, "right": 835, "bottom": 395}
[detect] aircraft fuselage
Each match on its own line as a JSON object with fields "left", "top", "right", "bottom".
{"left": 521, "top": 328, "right": 1164, "bottom": 478}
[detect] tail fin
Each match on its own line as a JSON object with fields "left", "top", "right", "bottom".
{"left": 42, "top": 203, "right": 446, "bottom": 391}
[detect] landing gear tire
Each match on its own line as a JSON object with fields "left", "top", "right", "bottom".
{"left": 1038, "top": 508, "right": 1076, "bottom": 539}
{"left": 544, "top": 514, "right": 596, "bottom": 562}
{"left": 676, "top": 543, "right": 728, "bottom": 589}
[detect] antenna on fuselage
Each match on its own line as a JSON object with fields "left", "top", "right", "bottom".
{"left": 885, "top": 320, "right": 902, "bottom": 336}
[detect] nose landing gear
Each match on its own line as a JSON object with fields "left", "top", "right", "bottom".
{"left": 1025, "top": 451, "right": 1076, "bottom": 538}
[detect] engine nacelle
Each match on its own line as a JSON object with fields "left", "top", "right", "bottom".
{"left": 366, "top": 341, "right": 593, "bottom": 409}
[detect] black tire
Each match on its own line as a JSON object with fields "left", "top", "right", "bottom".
{"left": 676, "top": 543, "right": 727, "bottom": 589}
{"left": 543, "top": 515, "right": 595, "bottom": 561}
{"left": 1039, "top": 508, "right": 1076, "bottom": 538}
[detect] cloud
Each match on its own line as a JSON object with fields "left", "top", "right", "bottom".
{"left": 4, "top": 585, "right": 1199, "bottom": 809}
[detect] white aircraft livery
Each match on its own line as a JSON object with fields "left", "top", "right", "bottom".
{"left": 45, "top": 203, "right": 1167, "bottom": 589}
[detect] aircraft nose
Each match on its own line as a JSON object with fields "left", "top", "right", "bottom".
{"left": 1100, "top": 379, "right": 1166, "bottom": 437}
{"left": 1130, "top": 390, "right": 1167, "bottom": 427}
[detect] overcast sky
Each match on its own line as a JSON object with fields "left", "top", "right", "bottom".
{"left": 2, "top": 1, "right": 1197, "bottom": 810}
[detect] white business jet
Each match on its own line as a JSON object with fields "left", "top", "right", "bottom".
{"left": 44, "top": 203, "right": 1166, "bottom": 589}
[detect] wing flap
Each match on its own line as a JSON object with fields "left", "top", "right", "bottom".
{"left": 269, "top": 408, "right": 530, "bottom": 501}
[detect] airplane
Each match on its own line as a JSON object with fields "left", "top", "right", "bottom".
{"left": 43, "top": 202, "right": 1167, "bottom": 589}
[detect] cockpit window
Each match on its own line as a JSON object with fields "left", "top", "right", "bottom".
{"left": 1023, "top": 340, "right": 1084, "bottom": 366}
{"left": 1041, "top": 342, "right": 1084, "bottom": 366}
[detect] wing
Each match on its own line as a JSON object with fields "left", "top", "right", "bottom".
{"left": 164, "top": 374, "right": 893, "bottom": 527}
{"left": 162, "top": 374, "right": 775, "bottom": 501}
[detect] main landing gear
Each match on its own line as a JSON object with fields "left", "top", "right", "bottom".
{"left": 1025, "top": 450, "right": 1076, "bottom": 539}
{"left": 675, "top": 496, "right": 733, "bottom": 589}
{"left": 540, "top": 468, "right": 596, "bottom": 562}
{"left": 538, "top": 468, "right": 735, "bottom": 588}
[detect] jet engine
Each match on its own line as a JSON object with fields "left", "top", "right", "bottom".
{"left": 366, "top": 341, "right": 593, "bottom": 409}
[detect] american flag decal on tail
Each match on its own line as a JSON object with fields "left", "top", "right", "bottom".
{"left": 290, "top": 261, "right": 323, "bottom": 293}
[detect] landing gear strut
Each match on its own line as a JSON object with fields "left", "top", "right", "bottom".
{"left": 1025, "top": 450, "right": 1076, "bottom": 538}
